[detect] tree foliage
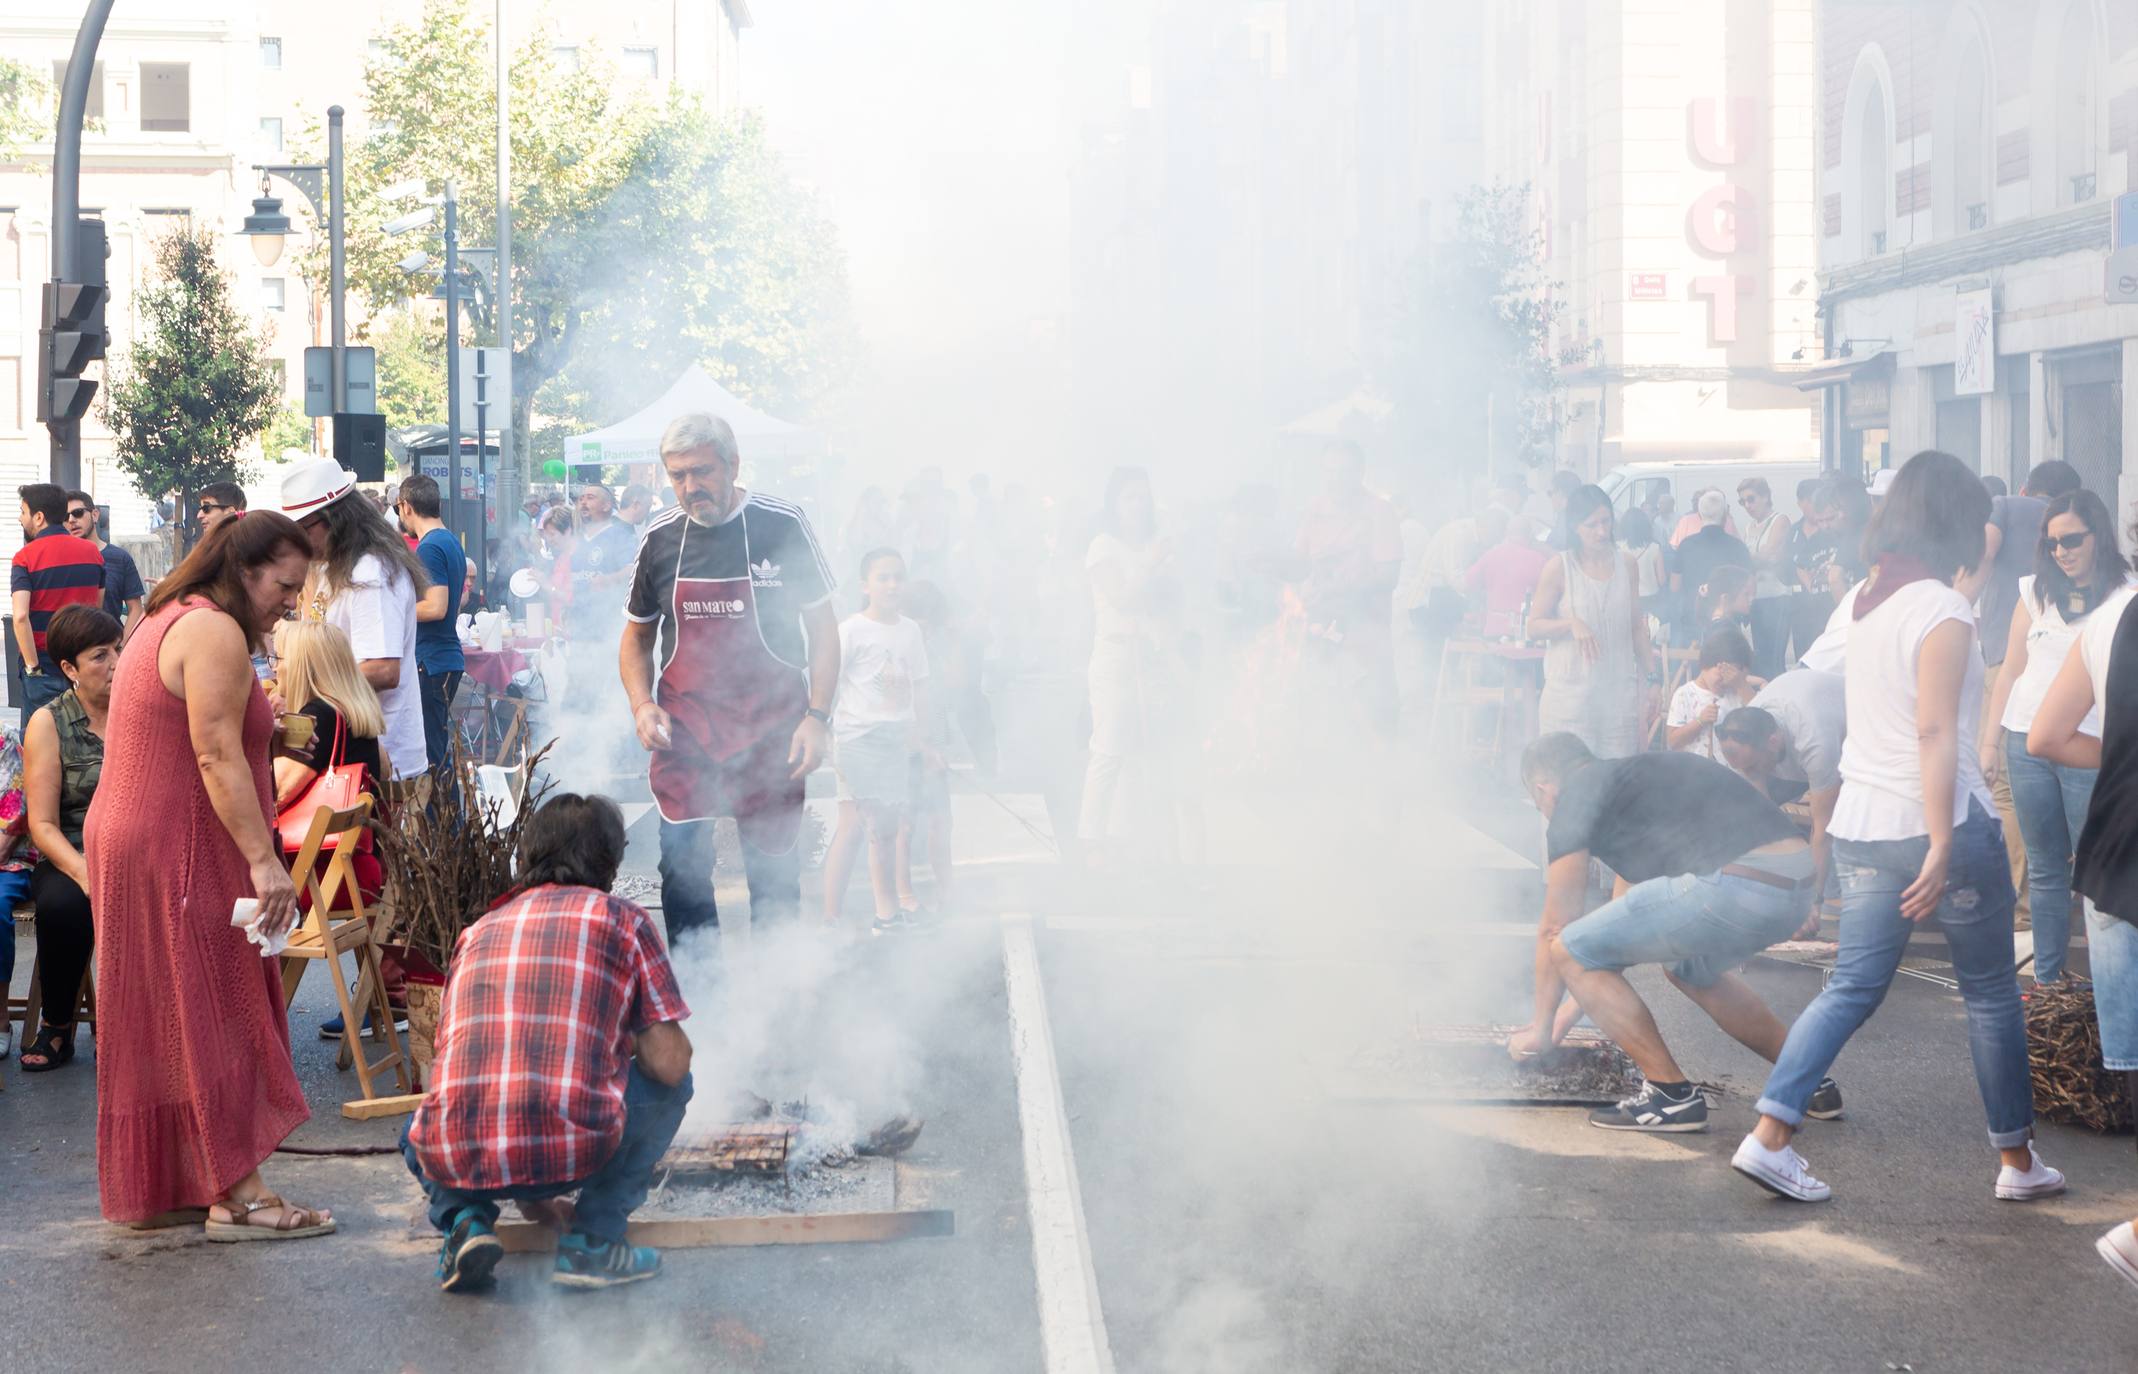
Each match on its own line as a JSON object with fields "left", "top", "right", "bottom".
{"left": 365, "top": 307, "right": 449, "bottom": 431}
{"left": 312, "top": 0, "right": 854, "bottom": 484}
{"left": 0, "top": 58, "right": 51, "bottom": 163}
{"left": 101, "top": 230, "right": 284, "bottom": 517}
{"left": 1383, "top": 184, "right": 1561, "bottom": 476}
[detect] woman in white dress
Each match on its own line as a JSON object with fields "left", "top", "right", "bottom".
{"left": 1531, "top": 485, "right": 1652, "bottom": 757}
{"left": 1078, "top": 468, "right": 1181, "bottom": 861}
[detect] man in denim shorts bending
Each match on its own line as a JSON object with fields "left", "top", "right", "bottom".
{"left": 1507, "top": 733, "right": 1844, "bottom": 1133}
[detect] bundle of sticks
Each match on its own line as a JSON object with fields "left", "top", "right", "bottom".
{"left": 2025, "top": 978, "right": 2134, "bottom": 1134}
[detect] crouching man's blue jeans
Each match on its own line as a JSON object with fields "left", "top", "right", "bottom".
{"left": 1756, "top": 802, "right": 2033, "bottom": 1147}
{"left": 401, "top": 1065, "right": 694, "bottom": 1244}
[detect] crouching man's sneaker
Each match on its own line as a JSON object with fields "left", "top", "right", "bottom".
{"left": 1994, "top": 1148, "right": 2066, "bottom": 1201}
{"left": 553, "top": 1231, "right": 662, "bottom": 1290}
{"left": 437, "top": 1212, "right": 503, "bottom": 1294}
{"left": 2097, "top": 1222, "right": 2138, "bottom": 1293}
{"left": 1731, "top": 1135, "right": 1832, "bottom": 1202}
{"left": 1588, "top": 1081, "right": 1707, "bottom": 1133}
{"left": 1804, "top": 1077, "right": 1844, "bottom": 1121}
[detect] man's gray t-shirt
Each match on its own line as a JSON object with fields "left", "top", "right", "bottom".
{"left": 1545, "top": 753, "right": 1798, "bottom": 883}
{"left": 1750, "top": 669, "right": 1845, "bottom": 793}
{"left": 1981, "top": 495, "right": 2045, "bottom": 667}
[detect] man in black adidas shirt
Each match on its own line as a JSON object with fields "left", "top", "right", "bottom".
{"left": 623, "top": 412, "right": 839, "bottom": 941}
{"left": 1508, "top": 733, "right": 1842, "bottom": 1133}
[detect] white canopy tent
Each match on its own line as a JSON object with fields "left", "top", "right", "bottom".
{"left": 563, "top": 364, "right": 825, "bottom": 469}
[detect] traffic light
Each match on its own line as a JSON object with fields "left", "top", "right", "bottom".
{"left": 36, "top": 217, "right": 108, "bottom": 425}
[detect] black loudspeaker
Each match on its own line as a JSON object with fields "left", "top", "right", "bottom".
{"left": 333, "top": 412, "right": 387, "bottom": 482}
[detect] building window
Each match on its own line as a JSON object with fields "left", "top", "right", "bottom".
{"left": 2054, "top": 5, "right": 2099, "bottom": 207}
{"left": 1951, "top": 38, "right": 1990, "bottom": 233}
{"left": 268, "top": 359, "right": 286, "bottom": 392}
{"left": 1858, "top": 80, "right": 1890, "bottom": 256}
{"left": 262, "top": 278, "right": 285, "bottom": 312}
{"left": 367, "top": 39, "right": 393, "bottom": 67}
{"left": 622, "top": 46, "right": 659, "bottom": 79}
{"left": 553, "top": 45, "right": 580, "bottom": 72}
{"left": 260, "top": 37, "right": 283, "bottom": 69}
{"left": 259, "top": 117, "right": 283, "bottom": 154}
{"left": 142, "top": 207, "right": 192, "bottom": 238}
{"left": 50, "top": 61, "right": 105, "bottom": 123}
{"left": 140, "top": 62, "right": 191, "bottom": 133}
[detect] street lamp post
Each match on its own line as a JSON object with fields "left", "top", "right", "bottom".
{"left": 444, "top": 180, "right": 463, "bottom": 537}
{"left": 243, "top": 105, "right": 348, "bottom": 414}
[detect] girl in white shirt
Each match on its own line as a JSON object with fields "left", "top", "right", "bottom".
{"left": 1978, "top": 490, "right": 2132, "bottom": 983}
{"left": 1733, "top": 450, "right": 2061, "bottom": 1206}
{"left": 822, "top": 549, "right": 932, "bottom": 932}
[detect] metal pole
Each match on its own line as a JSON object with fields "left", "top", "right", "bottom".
{"left": 328, "top": 107, "right": 347, "bottom": 413}
{"left": 494, "top": 0, "right": 517, "bottom": 526}
{"left": 473, "top": 353, "right": 489, "bottom": 604}
{"left": 48, "top": 0, "right": 115, "bottom": 487}
{"left": 445, "top": 182, "right": 462, "bottom": 540}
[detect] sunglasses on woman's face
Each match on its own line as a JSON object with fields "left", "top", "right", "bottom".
{"left": 2045, "top": 532, "right": 2093, "bottom": 552}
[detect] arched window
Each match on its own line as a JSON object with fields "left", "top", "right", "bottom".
{"left": 1859, "top": 83, "right": 1890, "bottom": 255}
{"left": 2054, "top": 4, "right": 2098, "bottom": 204}
{"left": 1951, "top": 37, "right": 1991, "bottom": 230}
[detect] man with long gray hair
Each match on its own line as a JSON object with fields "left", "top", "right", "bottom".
{"left": 621, "top": 412, "right": 839, "bottom": 941}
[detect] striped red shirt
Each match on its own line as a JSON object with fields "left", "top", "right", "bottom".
{"left": 10, "top": 529, "right": 104, "bottom": 672}
{"left": 407, "top": 885, "right": 689, "bottom": 1191}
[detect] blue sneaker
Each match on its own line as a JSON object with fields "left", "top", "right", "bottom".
{"left": 319, "top": 1007, "right": 409, "bottom": 1040}
{"left": 437, "top": 1212, "right": 504, "bottom": 1293}
{"left": 553, "top": 1231, "right": 662, "bottom": 1290}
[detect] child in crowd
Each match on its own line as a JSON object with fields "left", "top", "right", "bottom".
{"left": 0, "top": 718, "right": 33, "bottom": 1056}
{"left": 898, "top": 582, "right": 959, "bottom": 917}
{"left": 1667, "top": 625, "right": 1754, "bottom": 761}
{"left": 823, "top": 549, "right": 932, "bottom": 933}
{"left": 1693, "top": 564, "right": 1756, "bottom": 639}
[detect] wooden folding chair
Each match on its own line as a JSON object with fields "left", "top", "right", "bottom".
{"left": 278, "top": 798, "right": 412, "bottom": 1104}
{"left": 1647, "top": 645, "right": 1702, "bottom": 749}
{"left": 13, "top": 953, "right": 94, "bottom": 1047}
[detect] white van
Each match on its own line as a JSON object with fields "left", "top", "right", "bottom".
{"left": 1597, "top": 458, "right": 1823, "bottom": 531}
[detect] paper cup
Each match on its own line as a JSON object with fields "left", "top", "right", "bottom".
{"left": 277, "top": 712, "right": 316, "bottom": 750}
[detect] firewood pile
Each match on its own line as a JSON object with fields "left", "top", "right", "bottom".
{"left": 375, "top": 741, "right": 556, "bottom": 972}
{"left": 2025, "top": 978, "right": 2133, "bottom": 1134}
{"left": 661, "top": 1124, "right": 798, "bottom": 1177}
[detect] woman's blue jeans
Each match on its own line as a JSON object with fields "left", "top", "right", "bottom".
{"left": 2004, "top": 733, "right": 2097, "bottom": 982}
{"left": 1756, "top": 803, "right": 2034, "bottom": 1147}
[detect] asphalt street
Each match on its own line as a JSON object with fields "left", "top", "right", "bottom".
{"left": 6, "top": 684, "right": 2138, "bottom": 1372}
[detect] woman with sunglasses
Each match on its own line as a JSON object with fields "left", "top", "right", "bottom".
{"left": 1979, "top": 490, "right": 2131, "bottom": 983}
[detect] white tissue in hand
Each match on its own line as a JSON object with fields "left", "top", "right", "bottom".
{"left": 231, "top": 898, "right": 290, "bottom": 957}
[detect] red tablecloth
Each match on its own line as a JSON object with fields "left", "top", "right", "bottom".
{"left": 462, "top": 646, "right": 531, "bottom": 693}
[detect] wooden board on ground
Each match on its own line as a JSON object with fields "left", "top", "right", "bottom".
{"left": 342, "top": 1092, "right": 425, "bottom": 1120}
{"left": 493, "top": 1208, "right": 955, "bottom": 1254}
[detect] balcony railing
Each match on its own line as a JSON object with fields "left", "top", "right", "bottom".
{"left": 1967, "top": 203, "right": 1987, "bottom": 230}
{"left": 1871, "top": 230, "right": 1887, "bottom": 254}
{"left": 2072, "top": 172, "right": 2096, "bottom": 204}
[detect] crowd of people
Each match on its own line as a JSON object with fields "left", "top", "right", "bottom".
{"left": 1474, "top": 448, "right": 2138, "bottom": 1293}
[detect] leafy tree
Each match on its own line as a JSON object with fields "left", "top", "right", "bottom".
{"left": 310, "top": 0, "right": 854, "bottom": 493}
{"left": 265, "top": 405, "right": 316, "bottom": 459}
{"left": 0, "top": 58, "right": 51, "bottom": 162}
{"left": 101, "top": 230, "right": 284, "bottom": 531}
{"left": 1382, "top": 183, "right": 1561, "bottom": 478}
{"left": 364, "top": 307, "right": 448, "bottom": 431}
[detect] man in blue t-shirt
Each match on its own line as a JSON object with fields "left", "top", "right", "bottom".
{"left": 396, "top": 475, "right": 467, "bottom": 772}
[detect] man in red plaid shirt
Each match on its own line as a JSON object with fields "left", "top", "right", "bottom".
{"left": 402, "top": 794, "right": 694, "bottom": 1292}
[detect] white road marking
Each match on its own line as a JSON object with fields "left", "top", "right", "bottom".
{"left": 1001, "top": 913, "right": 1115, "bottom": 1374}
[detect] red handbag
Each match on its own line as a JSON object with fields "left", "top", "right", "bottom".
{"left": 275, "top": 709, "right": 374, "bottom": 854}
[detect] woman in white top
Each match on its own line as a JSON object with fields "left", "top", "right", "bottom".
{"left": 1978, "top": 490, "right": 2131, "bottom": 982}
{"left": 1732, "top": 450, "right": 2061, "bottom": 1205}
{"left": 1078, "top": 468, "right": 1181, "bottom": 860}
{"left": 2027, "top": 536, "right": 2138, "bottom": 1293}
{"left": 1532, "top": 485, "right": 1652, "bottom": 757}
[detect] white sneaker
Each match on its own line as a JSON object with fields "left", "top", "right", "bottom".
{"left": 1731, "top": 1135, "right": 1832, "bottom": 1202}
{"left": 2098, "top": 1222, "right": 2138, "bottom": 1293}
{"left": 0, "top": 1028, "right": 10, "bottom": 1057}
{"left": 1995, "top": 1148, "right": 2067, "bottom": 1201}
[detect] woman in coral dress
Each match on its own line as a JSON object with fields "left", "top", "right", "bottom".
{"left": 90, "top": 511, "right": 333, "bottom": 1238}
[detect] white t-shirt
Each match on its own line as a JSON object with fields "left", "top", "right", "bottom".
{"left": 2002, "top": 574, "right": 2131, "bottom": 737}
{"left": 321, "top": 552, "right": 425, "bottom": 781}
{"left": 1086, "top": 533, "right": 1170, "bottom": 642}
{"left": 1750, "top": 668, "right": 1845, "bottom": 793}
{"left": 1831, "top": 579, "right": 1992, "bottom": 842}
{"left": 1668, "top": 678, "right": 1745, "bottom": 762}
{"left": 832, "top": 613, "right": 929, "bottom": 741}
{"left": 2076, "top": 585, "right": 2138, "bottom": 722}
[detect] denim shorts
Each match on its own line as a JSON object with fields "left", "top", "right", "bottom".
{"left": 1559, "top": 868, "right": 1811, "bottom": 988}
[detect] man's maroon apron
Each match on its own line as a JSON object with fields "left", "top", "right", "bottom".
{"left": 648, "top": 543, "right": 807, "bottom": 854}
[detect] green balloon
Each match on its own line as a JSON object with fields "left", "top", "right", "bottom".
{"left": 542, "top": 459, "right": 567, "bottom": 479}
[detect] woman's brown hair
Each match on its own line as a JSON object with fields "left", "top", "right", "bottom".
{"left": 145, "top": 510, "right": 311, "bottom": 647}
